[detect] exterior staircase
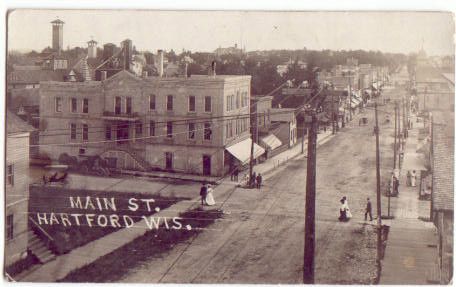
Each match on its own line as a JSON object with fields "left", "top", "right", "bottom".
{"left": 102, "top": 146, "right": 153, "bottom": 172}
{"left": 28, "top": 231, "right": 56, "bottom": 264}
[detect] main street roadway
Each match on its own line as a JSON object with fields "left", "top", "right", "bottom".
{"left": 119, "top": 93, "right": 400, "bottom": 284}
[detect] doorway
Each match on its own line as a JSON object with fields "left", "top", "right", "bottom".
{"left": 203, "top": 155, "right": 211, "bottom": 176}
{"left": 165, "top": 152, "right": 173, "bottom": 170}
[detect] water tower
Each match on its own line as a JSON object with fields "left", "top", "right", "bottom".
{"left": 87, "top": 39, "right": 98, "bottom": 58}
{"left": 51, "top": 18, "right": 64, "bottom": 54}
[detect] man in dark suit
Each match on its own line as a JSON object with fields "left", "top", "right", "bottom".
{"left": 200, "top": 183, "right": 207, "bottom": 205}
{"left": 365, "top": 197, "right": 373, "bottom": 221}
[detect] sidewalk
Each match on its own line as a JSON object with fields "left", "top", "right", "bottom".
{"left": 380, "top": 115, "right": 438, "bottom": 284}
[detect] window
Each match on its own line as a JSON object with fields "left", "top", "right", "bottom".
{"left": 7, "top": 164, "right": 14, "bottom": 186}
{"left": 82, "top": 124, "right": 88, "bottom": 141}
{"left": 205, "top": 96, "right": 212, "bottom": 112}
{"left": 167, "top": 95, "right": 173, "bottom": 111}
{"left": 115, "top": 97, "right": 121, "bottom": 114}
{"left": 149, "top": 94, "right": 156, "bottom": 110}
{"left": 166, "top": 122, "right": 173, "bottom": 138}
{"left": 135, "top": 122, "right": 143, "bottom": 138}
{"left": 126, "top": 97, "right": 132, "bottom": 114}
{"left": 71, "top": 98, "right": 78, "bottom": 113}
{"left": 6, "top": 215, "right": 13, "bottom": 240}
{"left": 188, "top": 122, "right": 196, "bottom": 139}
{"left": 55, "top": 97, "right": 62, "bottom": 112}
{"left": 83, "top": 98, "right": 89, "bottom": 113}
{"left": 105, "top": 125, "right": 111, "bottom": 140}
{"left": 79, "top": 148, "right": 86, "bottom": 155}
{"left": 188, "top": 96, "right": 196, "bottom": 112}
{"left": 204, "top": 122, "right": 212, "bottom": 140}
{"left": 70, "top": 123, "right": 77, "bottom": 140}
{"left": 149, "top": 121, "right": 155, "bottom": 136}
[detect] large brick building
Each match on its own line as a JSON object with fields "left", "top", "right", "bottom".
{"left": 39, "top": 70, "right": 262, "bottom": 177}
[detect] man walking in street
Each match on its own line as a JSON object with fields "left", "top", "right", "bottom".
{"left": 200, "top": 182, "right": 207, "bottom": 206}
{"left": 365, "top": 197, "right": 373, "bottom": 221}
{"left": 256, "top": 173, "right": 262, "bottom": 189}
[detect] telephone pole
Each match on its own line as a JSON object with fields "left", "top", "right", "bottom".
{"left": 375, "top": 102, "right": 383, "bottom": 277}
{"left": 348, "top": 72, "right": 353, "bottom": 121}
{"left": 332, "top": 92, "right": 336, "bottom": 134}
{"left": 394, "top": 103, "right": 398, "bottom": 170}
{"left": 303, "top": 111, "right": 317, "bottom": 284}
{"left": 249, "top": 112, "right": 256, "bottom": 187}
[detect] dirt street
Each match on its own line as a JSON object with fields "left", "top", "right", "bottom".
{"left": 117, "top": 96, "right": 399, "bottom": 284}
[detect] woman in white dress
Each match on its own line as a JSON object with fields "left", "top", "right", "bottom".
{"left": 411, "top": 170, "right": 417, "bottom": 187}
{"left": 205, "top": 184, "right": 216, "bottom": 206}
{"left": 343, "top": 196, "right": 352, "bottom": 219}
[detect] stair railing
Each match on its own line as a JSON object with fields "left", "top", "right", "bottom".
{"left": 29, "top": 216, "right": 56, "bottom": 254}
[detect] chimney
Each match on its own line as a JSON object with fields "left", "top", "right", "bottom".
{"left": 101, "top": 71, "right": 107, "bottom": 81}
{"left": 157, "top": 50, "right": 164, "bottom": 77}
{"left": 210, "top": 61, "right": 216, "bottom": 77}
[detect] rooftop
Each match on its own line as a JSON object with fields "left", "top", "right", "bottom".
{"left": 7, "top": 112, "right": 35, "bottom": 135}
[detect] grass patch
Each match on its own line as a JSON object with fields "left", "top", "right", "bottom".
{"left": 29, "top": 185, "right": 188, "bottom": 254}
{"left": 58, "top": 208, "right": 223, "bottom": 283}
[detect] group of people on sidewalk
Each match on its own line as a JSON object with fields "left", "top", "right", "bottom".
{"left": 230, "top": 169, "right": 263, "bottom": 189}
{"left": 339, "top": 196, "right": 373, "bottom": 222}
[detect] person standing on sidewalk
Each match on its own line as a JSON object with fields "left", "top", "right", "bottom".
{"left": 411, "top": 170, "right": 417, "bottom": 187}
{"left": 233, "top": 167, "right": 239, "bottom": 182}
{"left": 200, "top": 182, "right": 207, "bottom": 206}
{"left": 256, "top": 173, "right": 263, "bottom": 189}
{"left": 365, "top": 197, "right": 373, "bottom": 221}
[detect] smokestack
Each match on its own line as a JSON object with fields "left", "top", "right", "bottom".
{"left": 158, "top": 50, "right": 164, "bottom": 77}
{"left": 101, "top": 71, "right": 107, "bottom": 81}
{"left": 210, "top": 61, "right": 216, "bottom": 77}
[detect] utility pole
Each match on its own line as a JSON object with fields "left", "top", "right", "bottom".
{"left": 402, "top": 97, "right": 406, "bottom": 139}
{"left": 249, "top": 112, "right": 255, "bottom": 187}
{"left": 374, "top": 102, "right": 383, "bottom": 276}
{"left": 348, "top": 72, "right": 352, "bottom": 121}
{"left": 303, "top": 111, "right": 317, "bottom": 284}
{"left": 394, "top": 103, "right": 398, "bottom": 170}
{"left": 332, "top": 91, "right": 336, "bottom": 134}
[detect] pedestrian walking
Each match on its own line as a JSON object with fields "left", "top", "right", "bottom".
{"left": 339, "top": 198, "right": 348, "bottom": 222}
{"left": 256, "top": 173, "right": 262, "bottom": 189}
{"left": 205, "top": 184, "right": 216, "bottom": 206}
{"left": 233, "top": 167, "right": 239, "bottom": 182}
{"left": 406, "top": 170, "right": 411, "bottom": 186}
{"left": 200, "top": 182, "right": 207, "bottom": 205}
{"left": 411, "top": 170, "right": 417, "bottom": 187}
{"left": 364, "top": 197, "right": 373, "bottom": 221}
{"left": 393, "top": 176, "right": 399, "bottom": 195}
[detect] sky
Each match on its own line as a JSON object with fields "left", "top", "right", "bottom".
{"left": 7, "top": 10, "right": 455, "bottom": 56}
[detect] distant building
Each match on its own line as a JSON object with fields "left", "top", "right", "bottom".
{"left": 214, "top": 43, "right": 244, "bottom": 57}
{"left": 269, "top": 108, "right": 297, "bottom": 148}
{"left": 87, "top": 39, "right": 98, "bottom": 59}
{"left": 5, "top": 112, "right": 35, "bottom": 268}
{"left": 39, "top": 68, "right": 259, "bottom": 177}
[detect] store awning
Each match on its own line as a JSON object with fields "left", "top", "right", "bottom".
{"left": 402, "top": 152, "right": 428, "bottom": 171}
{"left": 260, "top": 134, "right": 282, "bottom": 151}
{"left": 226, "top": 138, "right": 265, "bottom": 164}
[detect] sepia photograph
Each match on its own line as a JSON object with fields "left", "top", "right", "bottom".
{"left": 3, "top": 9, "right": 455, "bottom": 284}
